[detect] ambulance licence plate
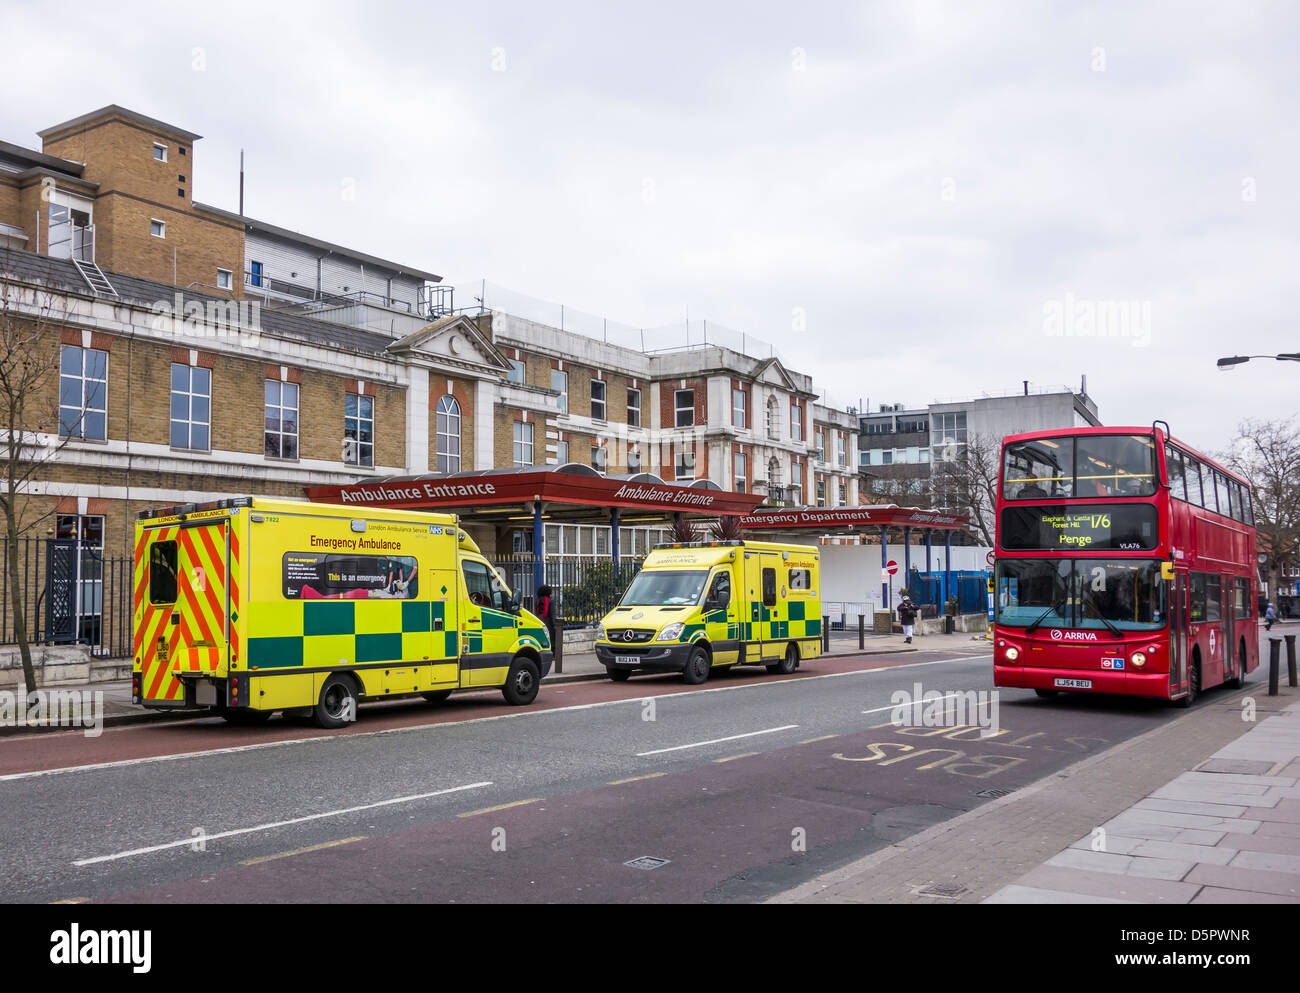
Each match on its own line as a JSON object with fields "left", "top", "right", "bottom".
{"left": 1054, "top": 678, "right": 1092, "bottom": 689}
{"left": 615, "top": 656, "right": 639, "bottom": 665}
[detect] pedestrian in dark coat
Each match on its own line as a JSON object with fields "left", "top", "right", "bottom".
{"left": 898, "top": 596, "right": 919, "bottom": 644}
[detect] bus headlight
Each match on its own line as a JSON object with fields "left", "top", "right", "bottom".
{"left": 1005, "top": 646, "right": 1020, "bottom": 661}
{"left": 656, "top": 622, "right": 685, "bottom": 642}
{"left": 1131, "top": 652, "right": 1147, "bottom": 668}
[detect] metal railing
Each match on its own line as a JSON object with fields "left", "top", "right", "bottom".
{"left": 490, "top": 555, "right": 646, "bottom": 627}
{"left": 0, "top": 538, "right": 132, "bottom": 659}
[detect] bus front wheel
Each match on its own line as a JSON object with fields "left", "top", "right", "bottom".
{"left": 1177, "top": 659, "right": 1201, "bottom": 708}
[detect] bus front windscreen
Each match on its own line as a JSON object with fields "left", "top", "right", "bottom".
{"left": 1003, "top": 434, "right": 1157, "bottom": 500}
{"left": 620, "top": 569, "right": 709, "bottom": 606}
{"left": 996, "top": 559, "right": 1166, "bottom": 632}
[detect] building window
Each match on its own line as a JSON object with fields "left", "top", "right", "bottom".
{"left": 837, "top": 434, "right": 847, "bottom": 467}
{"left": 734, "top": 450, "right": 747, "bottom": 492}
{"left": 59, "top": 345, "right": 107, "bottom": 440}
{"left": 150, "top": 219, "right": 165, "bottom": 239}
{"left": 152, "top": 143, "right": 167, "bottom": 162}
{"left": 675, "top": 389, "right": 695, "bottom": 428}
{"left": 556, "top": 438, "right": 569, "bottom": 464}
{"left": 591, "top": 379, "right": 606, "bottom": 420}
{"left": 264, "top": 380, "right": 299, "bottom": 459}
{"left": 435, "top": 395, "right": 461, "bottom": 473}
{"left": 506, "top": 359, "right": 525, "bottom": 385}
{"left": 791, "top": 460, "right": 802, "bottom": 496}
{"left": 344, "top": 393, "right": 375, "bottom": 467}
{"left": 816, "top": 429, "right": 825, "bottom": 461}
{"left": 169, "top": 363, "right": 211, "bottom": 450}
{"left": 592, "top": 445, "right": 607, "bottom": 473}
{"left": 249, "top": 261, "right": 263, "bottom": 287}
{"left": 767, "top": 396, "right": 780, "bottom": 440}
{"left": 56, "top": 514, "right": 105, "bottom": 643}
{"left": 932, "top": 412, "right": 968, "bottom": 458}
{"left": 732, "top": 388, "right": 747, "bottom": 429}
{"left": 791, "top": 404, "right": 802, "bottom": 442}
{"left": 513, "top": 421, "right": 534, "bottom": 466}
{"left": 216, "top": 268, "right": 232, "bottom": 290}
{"left": 817, "top": 478, "right": 826, "bottom": 507}
{"left": 839, "top": 480, "right": 847, "bottom": 505}
{"left": 551, "top": 370, "right": 567, "bottom": 413}
{"left": 675, "top": 451, "right": 696, "bottom": 480}
{"left": 628, "top": 448, "right": 641, "bottom": 472}
{"left": 627, "top": 387, "right": 641, "bottom": 427}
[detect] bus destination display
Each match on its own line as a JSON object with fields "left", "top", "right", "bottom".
{"left": 1000, "top": 504, "right": 1157, "bottom": 551}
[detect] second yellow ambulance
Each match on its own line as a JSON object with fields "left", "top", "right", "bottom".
{"left": 595, "top": 539, "right": 823, "bottom": 683}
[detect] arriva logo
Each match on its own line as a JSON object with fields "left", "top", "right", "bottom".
{"left": 1049, "top": 629, "right": 1100, "bottom": 642}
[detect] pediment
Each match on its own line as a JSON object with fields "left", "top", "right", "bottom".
{"left": 388, "top": 315, "right": 513, "bottom": 375}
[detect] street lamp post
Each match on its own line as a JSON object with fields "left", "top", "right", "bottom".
{"left": 1218, "top": 353, "right": 1300, "bottom": 369}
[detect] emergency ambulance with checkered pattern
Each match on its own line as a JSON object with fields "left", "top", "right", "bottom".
{"left": 595, "top": 540, "right": 822, "bottom": 685}
{"left": 132, "top": 498, "right": 552, "bottom": 727}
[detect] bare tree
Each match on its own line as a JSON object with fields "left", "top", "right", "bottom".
{"left": 931, "top": 432, "right": 1001, "bottom": 546}
{"left": 0, "top": 259, "right": 76, "bottom": 694}
{"left": 1223, "top": 417, "right": 1300, "bottom": 601}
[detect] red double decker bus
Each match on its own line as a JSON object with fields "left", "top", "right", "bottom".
{"left": 993, "top": 425, "right": 1257, "bottom": 705}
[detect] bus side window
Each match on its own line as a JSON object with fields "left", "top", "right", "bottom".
{"left": 762, "top": 568, "right": 777, "bottom": 607}
{"left": 1189, "top": 573, "right": 1206, "bottom": 623}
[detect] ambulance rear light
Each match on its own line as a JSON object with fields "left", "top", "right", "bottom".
{"left": 131, "top": 671, "right": 141, "bottom": 703}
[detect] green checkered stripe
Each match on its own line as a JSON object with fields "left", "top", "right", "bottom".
{"left": 247, "top": 600, "right": 458, "bottom": 669}
{"left": 787, "top": 599, "right": 821, "bottom": 638}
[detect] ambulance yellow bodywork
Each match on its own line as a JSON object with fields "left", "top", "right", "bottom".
{"left": 132, "top": 497, "right": 552, "bottom": 727}
{"left": 595, "top": 540, "right": 822, "bottom": 684}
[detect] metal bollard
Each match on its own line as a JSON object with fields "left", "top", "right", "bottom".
{"left": 858, "top": 613, "right": 865, "bottom": 650}
{"left": 1287, "top": 634, "right": 1298, "bottom": 688}
{"left": 1269, "top": 637, "right": 1281, "bottom": 696}
{"left": 822, "top": 615, "right": 830, "bottom": 653}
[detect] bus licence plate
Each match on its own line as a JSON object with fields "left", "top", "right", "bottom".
{"left": 1054, "top": 678, "right": 1092, "bottom": 689}
{"left": 615, "top": 656, "right": 639, "bottom": 665}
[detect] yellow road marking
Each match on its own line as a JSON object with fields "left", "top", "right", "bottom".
{"left": 240, "top": 836, "right": 367, "bottom": 866}
{"left": 457, "top": 798, "right": 542, "bottom": 819}
{"left": 50, "top": 897, "right": 89, "bottom": 904}
{"left": 714, "top": 752, "right": 759, "bottom": 763}
{"left": 608, "top": 773, "right": 667, "bottom": 785}
{"left": 800, "top": 734, "right": 838, "bottom": 744}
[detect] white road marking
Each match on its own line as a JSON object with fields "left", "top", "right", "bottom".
{"left": 2, "top": 654, "right": 991, "bottom": 784}
{"left": 636, "top": 724, "right": 800, "bottom": 757}
{"left": 862, "top": 692, "right": 971, "bottom": 716}
{"left": 71, "top": 781, "right": 492, "bottom": 867}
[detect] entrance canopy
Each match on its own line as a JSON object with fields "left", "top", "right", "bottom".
{"left": 740, "top": 505, "right": 969, "bottom": 536}
{"left": 304, "top": 464, "right": 765, "bottom": 526}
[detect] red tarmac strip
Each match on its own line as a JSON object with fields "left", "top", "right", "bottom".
{"left": 0, "top": 652, "right": 970, "bottom": 777}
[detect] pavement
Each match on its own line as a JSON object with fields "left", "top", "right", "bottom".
{"left": 771, "top": 650, "right": 1300, "bottom": 904}
{"left": 4, "top": 628, "right": 979, "bottom": 729}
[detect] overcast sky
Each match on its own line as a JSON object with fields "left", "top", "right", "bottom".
{"left": 7, "top": 0, "right": 1298, "bottom": 451}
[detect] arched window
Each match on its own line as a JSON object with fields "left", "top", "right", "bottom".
{"left": 436, "top": 395, "right": 461, "bottom": 473}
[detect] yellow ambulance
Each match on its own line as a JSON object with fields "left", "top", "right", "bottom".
{"left": 132, "top": 497, "right": 552, "bottom": 727}
{"left": 595, "top": 539, "right": 822, "bottom": 684}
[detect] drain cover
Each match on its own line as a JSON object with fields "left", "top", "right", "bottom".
{"left": 975, "top": 787, "right": 1014, "bottom": 799}
{"left": 915, "top": 882, "right": 968, "bottom": 899}
{"left": 624, "top": 856, "right": 671, "bottom": 870}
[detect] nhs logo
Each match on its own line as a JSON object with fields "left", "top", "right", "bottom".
{"left": 1100, "top": 657, "right": 1125, "bottom": 670}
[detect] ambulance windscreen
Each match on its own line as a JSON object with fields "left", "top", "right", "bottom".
{"left": 620, "top": 570, "right": 708, "bottom": 607}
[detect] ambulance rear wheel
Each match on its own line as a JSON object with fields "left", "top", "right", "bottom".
{"left": 607, "top": 668, "right": 632, "bottom": 682}
{"left": 421, "top": 690, "right": 453, "bottom": 704}
{"left": 682, "top": 647, "right": 710, "bottom": 685}
{"left": 503, "top": 656, "right": 540, "bottom": 706}
{"left": 768, "top": 644, "right": 799, "bottom": 675}
{"left": 315, "top": 675, "right": 359, "bottom": 729}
